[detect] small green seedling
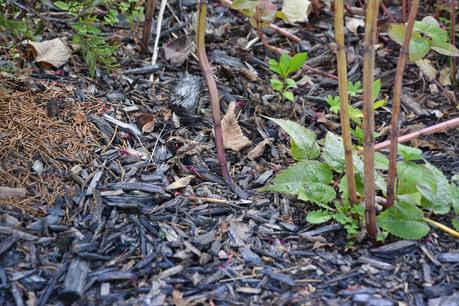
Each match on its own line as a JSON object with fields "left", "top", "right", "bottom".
{"left": 389, "top": 16, "right": 459, "bottom": 61}
{"left": 268, "top": 52, "right": 308, "bottom": 102}
{"left": 327, "top": 79, "right": 386, "bottom": 144}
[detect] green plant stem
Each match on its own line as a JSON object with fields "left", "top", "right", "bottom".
{"left": 141, "top": 0, "right": 156, "bottom": 53}
{"left": 196, "top": 0, "right": 248, "bottom": 199}
{"left": 334, "top": 0, "right": 357, "bottom": 204}
{"left": 385, "top": 0, "right": 420, "bottom": 208}
{"left": 362, "top": 0, "right": 380, "bottom": 242}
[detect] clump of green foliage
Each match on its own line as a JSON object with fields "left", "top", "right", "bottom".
{"left": 0, "top": 13, "right": 28, "bottom": 38}
{"left": 268, "top": 53, "right": 308, "bottom": 102}
{"left": 72, "top": 16, "right": 118, "bottom": 76}
{"left": 326, "top": 79, "right": 387, "bottom": 144}
{"left": 261, "top": 118, "right": 459, "bottom": 240}
{"left": 389, "top": 16, "right": 459, "bottom": 61}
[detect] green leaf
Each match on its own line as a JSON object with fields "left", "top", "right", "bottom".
{"left": 398, "top": 144, "right": 423, "bottom": 161}
{"left": 348, "top": 106, "right": 363, "bottom": 124}
{"left": 270, "top": 79, "right": 283, "bottom": 92}
{"left": 231, "top": 0, "right": 257, "bottom": 17}
{"left": 389, "top": 24, "right": 431, "bottom": 61}
{"left": 326, "top": 95, "right": 340, "bottom": 113}
{"left": 262, "top": 160, "right": 332, "bottom": 194}
{"left": 397, "top": 161, "right": 436, "bottom": 195}
{"left": 268, "top": 59, "right": 282, "bottom": 75}
{"left": 54, "top": 1, "right": 70, "bottom": 10}
{"left": 321, "top": 132, "right": 364, "bottom": 173}
{"left": 285, "top": 78, "right": 297, "bottom": 89}
{"left": 347, "top": 81, "right": 362, "bottom": 96}
{"left": 279, "top": 53, "right": 291, "bottom": 79}
{"left": 422, "top": 163, "right": 452, "bottom": 214}
{"left": 452, "top": 218, "right": 459, "bottom": 231}
{"left": 287, "top": 52, "right": 308, "bottom": 75}
{"left": 351, "top": 127, "right": 364, "bottom": 145}
{"left": 377, "top": 201, "right": 430, "bottom": 240}
{"left": 397, "top": 193, "right": 422, "bottom": 206}
{"left": 450, "top": 176, "right": 459, "bottom": 213}
{"left": 298, "top": 183, "right": 337, "bottom": 206}
{"left": 414, "top": 18, "right": 449, "bottom": 46}
{"left": 372, "top": 79, "right": 381, "bottom": 102}
{"left": 268, "top": 117, "right": 320, "bottom": 160}
{"left": 306, "top": 210, "right": 334, "bottom": 224}
{"left": 282, "top": 91, "right": 295, "bottom": 102}
{"left": 373, "top": 99, "right": 387, "bottom": 110}
{"left": 374, "top": 151, "right": 389, "bottom": 170}
{"left": 431, "top": 44, "right": 459, "bottom": 57}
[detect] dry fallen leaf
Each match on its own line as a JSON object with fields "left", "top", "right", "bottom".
{"left": 345, "top": 17, "right": 364, "bottom": 34}
{"left": 163, "top": 36, "right": 195, "bottom": 66}
{"left": 28, "top": 38, "right": 71, "bottom": 68}
{"left": 73, "top": 112, "right": 86, "bottom": 124}
{"left": 165, "top": 175, "right": 195, "bottom": 191}
{"left": 136, "top": 113, "right": 156, "bottom": 133}
{"left": 415, "top": 59, "right": 437, "bottom": 81}
{"left": 221, "top": 102, "right": 252, "bottom": 151}
{"left": 247, "top": 138, "right": 273, "bottom": 160}
{"left": 439, "top": 67, "right": 452, "bottom": 86}
{"left": 282, "top": 0, "right": 312, "bottom": 23}
{"left": 0, "top": 186, "right": 27, "bottom": 200}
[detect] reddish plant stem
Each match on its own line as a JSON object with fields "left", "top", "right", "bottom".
{"left": 362, "top": 0, "right": 380, "bottom": 242}
{"left": 402, "top": 0, "right": 407, "bottom": 22}
{"left": 142, "top": 0, "right": 156, "bottom": 53}
{"left": 373, "top": 117, "right": 459, "bottom": 151}
{"left": 385, "top": 0, "right": 420, "bottom": 208}
{"left": 334, "top": 0, "right": 358, "bottom": 204}
{"left": 197, "top": 1, "right": 248, "bottom": 199}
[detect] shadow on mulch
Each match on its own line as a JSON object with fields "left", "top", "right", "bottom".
{"left": 0, "top": 75, "right": 99, "bottom": 214}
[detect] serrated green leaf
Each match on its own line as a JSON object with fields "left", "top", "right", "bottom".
{"left": 306, "top": 210, "right": 334, "bottom": 224}
{"left": 374, "top": 152, "right": 389, "bottom": 170}
{"left": 268, "top": 117, "right": 320, "bottom": 160}
{"left": 414, "top": 19, "right": 449, "bottom": 46}
{"left": 377, "top": 201, "right": 430, "bottom": 240}
{"left": 388, "top": 24, "right": 431, "bottom": 61}
{"left": 282, "top": 91, "right": 294, "bottom": 102}
{"left": 262, "top": 160, "right": 332, "bottom": 194}
{"left": 287, "top": 52, "right": 308, "bottom": 75}
{"left": 347, "top": 80, "right": 362, "bottom": 96}
{"left": 450, "top": 182, "right": 459, "bottom": 214}
{"left": 327, "top": 95, "right": 340, "bottom": 113}
{"left": 398, "top": 144, "right": 424, "bottom": 161}
{"left": 321, "top": 132, "right": 364, "bottom": 173}
{"left": 422, "top": 163, "right": 452, "bottom": 214}
{"left": 298, "top": 182, "right": 336, "bottom": 206}
{"left": 397, "top": 161, "right": 436, "bottom": 195}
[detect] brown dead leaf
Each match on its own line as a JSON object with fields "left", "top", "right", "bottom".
{"left": 317, "top": 113, "right": 339, "bottom": 130}
{"left": 73, "top": 112, "right": 86, "bottom": 124}
{"left": 221, "top": 102, "right": 252, "bottom": 151}
{"left": 247, "top": 138, "right": 273, "bottom": 160}
{"left": 136, "top": 113, "right": 156, "bottom": 133}
{"left": 165, "top": 175, "right": 195, "bottom": 191}
{"left": 172, "top": 289, "right": 187, "bottom": 306}
{"left": 163, "top": 36, "right": 195, "bottom": 66}
{"left": 28, "top": 38, "right": 70, "bottom": 68}
{"left": 0, "top": 186, "right": 27, "bottom": 200}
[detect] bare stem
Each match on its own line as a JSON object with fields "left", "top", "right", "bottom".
{"left": 196, "top": 1, "right": 248, "bottom": 199}
{"left": 197, "top": 0, "right": 230, "bottom": 183}
{"left": 141, "top": 0, "right": 156, "bottom": 53}
{"left": 450, "top": 1, "right": 457, "bottom": 84}
{"left": 385, "top": 0, "right": 420, "bottom": 208}
{"left": 362, "top": 0, "right": 380, "bottom": 242}
{"left": 373, "top": 117, "right": 459, "bottom": 151}
{"left": 334, "top": 0, "right": 357, "bottom": 204}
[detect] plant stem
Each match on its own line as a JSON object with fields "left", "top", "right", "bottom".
{"left": 373, "top": 117, "right": 459, "bottom": 151}
{"left": 334, "top": 0, "right": 358, "bottom": 204}
{"left": 424, "top": 217, "right": 459, "bottom": 239}
{"left": 402, "top": 0, "right": 406, "bottom": 22}
{"left": 196, "top": 0, "right": 248, "bottom": 199}
{"left": 385, "top": 0, "right": 420, "bottom": 208}
{"left": 141, "top": 0, "right": 156, "bottom": 53}
{"left": 362, "top": 0, "right": 380, "bottom": 242}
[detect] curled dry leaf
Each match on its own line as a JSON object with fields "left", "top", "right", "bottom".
{"left": 247, "top": 138, "right": 273, "bottom": 160}
{"left": 439, "top": 67, "right": 452, "bottom": 86}
{"left": 165, "top": 175, "right": 195, "bottom": 191}
{"left": 221, "top": 102, "right": 252, "bottom": 152}
{"left": 0, "top": 186, "right": 27, "bottom": 200}
{"left": 28, "top": 38, "right": 71, "bottom": 68}
{"left": 136, "top": 113, "right": 156, "bottom": 133}
{"left": 345, "top": 17, "right": 364, "bottom": 34}
{"left": 281, "top": 0, "right": 312, "bottom": 23}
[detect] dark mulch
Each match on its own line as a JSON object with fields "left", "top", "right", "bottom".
{"left": 1, "top": 1, "right": 459, "bottom": 305}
